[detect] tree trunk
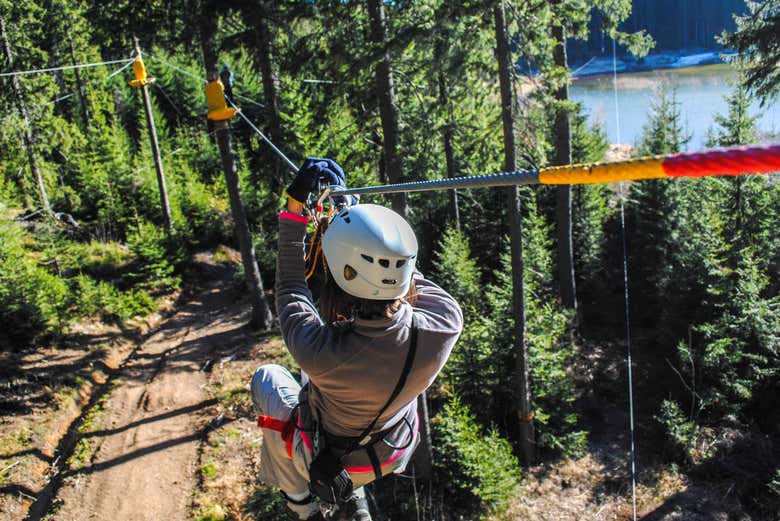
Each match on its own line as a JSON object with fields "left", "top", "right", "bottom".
{"left": 438, "top": 70, "right": 460, "bottom": 228}
{"left": 134, "top": 36, "right": 173, "bottom": 234}
{"left": 214, "top": 120, "right": 274, "bottom": 329}
{"left": 494, "top": 0, "right": 534, "bottom": 465}
{"left": 551, "top": 22, "right": 577, "bottom": 312}
{"left": 255, "top": 10, "right": 287, "bottom": 192}
{"left": 366, "top": 0, "right": 407, "bottom": 217}
{"left": 414, "top": 392, "right": 434, "bottom": 480}
{"left": 200, "top": 19, "right": 219, "bottom": 81}
{"left": 68, "top": 30, "right": 91, "bottom": 128}
{"left": 200, "top": 10, "right": 273, "bottom": 330}
{"left": 1, "top": 15, "right": 51, "bottom": 213}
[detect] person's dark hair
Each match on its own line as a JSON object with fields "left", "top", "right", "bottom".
{"left": 319, "top": 265, "right": 417, "bottom": 323}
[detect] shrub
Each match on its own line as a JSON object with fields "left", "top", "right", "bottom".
{"left": 253, "top": 228, "right": 277, "bottom": 287}
{"left": 0, "top": 175, "right": 18, "bottom": 208}
{"left": 656, "top": 399, "right": 698, "bottom": 463}
{"left": 125, "top": 221, "right": 182, "bottom": 293}
{"left": 483, "top": 205, "right": 586, "bottom": 457}
{"left": 0, "top": 218, "right": 70, "bottom": 347}
{"left": 440, "top": 199, "right": 585, "bottom": 458}
{"left": 176, "top": 175, "right": 231, "bottom": 248}
{"left": 433, "top": 398, "right": 521, "bottom": 516}
{"left": 433, "top": 227, "right": 481, "bottom": 313}
{"left": 195, "top": 503, "right": 226, "bottom": 521}
{"left": 71, "top": 275, "right": 155, "bottom": 323}
{"left": 769, "top": 469, "right": 780, "bottom": 498}
{"left": 65, "top": 240, "right": 133, "bottom": 280}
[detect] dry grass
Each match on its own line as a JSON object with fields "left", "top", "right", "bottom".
{"left": 195, "top": 334, "right": 298, "bottom": 521}
{"left": 491, "top": 455, "right": 679, "bottom": 521}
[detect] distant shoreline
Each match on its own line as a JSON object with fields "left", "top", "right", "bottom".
{"left": 571, "top": 49, "right": 737, "bottom": 78}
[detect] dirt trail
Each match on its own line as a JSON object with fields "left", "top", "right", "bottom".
{"left": 46, "top": 278, "right": 251, "bottom": 521}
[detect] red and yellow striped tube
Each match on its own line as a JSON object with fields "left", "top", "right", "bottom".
{"left": 538, "top": 144, "right": 780, "bottom": 185}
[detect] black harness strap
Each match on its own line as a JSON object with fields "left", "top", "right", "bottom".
{"left": 366, "top": 446, "right": 383, "bottom": 480}
{"left": 342, "top": 314, "right": 419, "bottom": 480}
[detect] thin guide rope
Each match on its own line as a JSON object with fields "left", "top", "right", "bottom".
{"left": 612, "top": 37, "right": 622, "bottom": 145}
{"left": 39, "top": 59, "right": 134, "bottom": 108}
{"left": 571, "top": 56, "right": 596, "bottom": 77}
{"left": 302, "top": 78, "right": 336, "bottom": 84}
{"left": 620, "top": 199, "right": 639, "bottom": 521}
{"left": 105, "top": 58, "right": 135, "bottom": 80}
{"left": 613, "top": 34, "right": 638, "bottom": 521}
{"left": 0, "top": 58, "right": 140, "bottom": 123}
{"left": 0, "top": 58, "right": 133, "bottom": 77}
{"left": 145, "top": 53, "right": 205, "bottom": 83}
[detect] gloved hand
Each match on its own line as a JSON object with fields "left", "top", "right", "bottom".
{"left": 286, "top": 157, "right": 346, "bottom": 203}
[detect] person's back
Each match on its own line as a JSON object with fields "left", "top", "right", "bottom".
{"left": 296, "top": 278, "right": 461, "bottom": 437}
{"left": 252, "top": 159, "right": 462, "bottom": 521}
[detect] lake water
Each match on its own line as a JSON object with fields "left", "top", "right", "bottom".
{"left": 570, "top": 64, "right": 780, "bottom": 151}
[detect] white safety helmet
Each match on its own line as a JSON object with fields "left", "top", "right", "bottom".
{"left": 322, "top": 204, "right": 418, "bottom": 301}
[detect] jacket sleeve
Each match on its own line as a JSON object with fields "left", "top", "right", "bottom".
{"left": 276, "top": 214, "right": 334, "bottom": 374}
{"left": 412, "top": 273, "right": 464, "bottom": 336}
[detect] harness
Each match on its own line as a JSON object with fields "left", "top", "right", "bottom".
{"left": 256, "top": 315, "right": 419, "bottom": 485}
{"left": 322, "top": 315, "right": 418, "bottom": 480}
{"left": 257, "top": 405, "right": 298, "bottom": 458}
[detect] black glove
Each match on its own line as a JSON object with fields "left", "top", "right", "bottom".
{"left": 286, "top": 157, "right": 346, "bottom": 203}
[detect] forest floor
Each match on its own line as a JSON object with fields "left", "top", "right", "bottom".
{"left": 0, "top": 251, "right": 294, "bottom": 521}
{"left": 497, "top": 336, "right": 758, "bottom": 521}
{"left": 0, "top": 249, "right": 766, "bottom": 521}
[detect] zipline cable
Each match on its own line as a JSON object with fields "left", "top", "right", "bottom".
{"left": 145, "top": 53, "right": 265, "bottom": 108}
{"left": 226, "top": 96, "right": 299, "bottom": 174}
{"left": 612, "top": 38, "right": 622, "bottom": 146}
{"left": 0, "top": 57, "right": 134, "bottom": 77}
{"left": 613, "top": 35, "right": 638, "bottom": 521}
{"left": 105, "top": 57, "right": 136, "bottom": 81}
{"left": 324, "top": 144, "right": 780, "bottom": 196}
{"left": 144, "top": 53, "right": 295, "bottom": 175}
{"left": 0, "top": 58, "right": 138, "bottom": 125}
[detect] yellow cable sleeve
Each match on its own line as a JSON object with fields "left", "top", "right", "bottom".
{"left": 539, "top": 157, "right": 667, "bottom": 184}
{"left": 283, "top": 190, "right": 304, "bottom": 206}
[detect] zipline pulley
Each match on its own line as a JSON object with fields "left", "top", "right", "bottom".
{"left": 205, "top": 78, "right": 238, "bottom": 121}
{"left": 128, "top": 56, "right": 155, "bottom": 88}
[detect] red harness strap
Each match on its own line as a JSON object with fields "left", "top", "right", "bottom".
{"left": 257, "top": 413, "right": 296, "bottom": 458}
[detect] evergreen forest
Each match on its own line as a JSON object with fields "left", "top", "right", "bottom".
{"left": 1, "top": 1, "right": 779, "bottom": 520}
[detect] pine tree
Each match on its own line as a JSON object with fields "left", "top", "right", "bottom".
{"left": 722, "top": 0, "right": 780, "bottom": 102}
{"left": 671, "top": 81, "right": 780, "bottom": 429}
{"left": 628, "top": 84, "right": 692, "bottom": 328}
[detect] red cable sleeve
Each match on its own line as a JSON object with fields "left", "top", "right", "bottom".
{"left": 663, "top": 144, "right": 780, "bottom": 178}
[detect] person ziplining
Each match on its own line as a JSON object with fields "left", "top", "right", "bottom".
{"left": 196, "top": 61, "right": 780, "bottom": 520}
{"left": 220, "top": 62, "right": 235, "bottom": 101}
{"left": 251, "top": 159, "right": 464, "bottom": 521}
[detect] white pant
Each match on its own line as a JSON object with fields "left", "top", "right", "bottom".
{"left": 250, "top": 364, "right": 416, "bottom": 519}
{"left": 250, "top": 364, "right": 318, "bottom": 518}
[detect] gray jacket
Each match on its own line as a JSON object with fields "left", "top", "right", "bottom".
{"left": 276, "top": 218, "right": 463, "bottom": 441}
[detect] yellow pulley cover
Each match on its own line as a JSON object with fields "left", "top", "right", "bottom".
{"left": 128, "top": 56, "right": 155, "bottom": 88}
{"left": 205, "top": 79, "right": 238, "bottom": 121}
